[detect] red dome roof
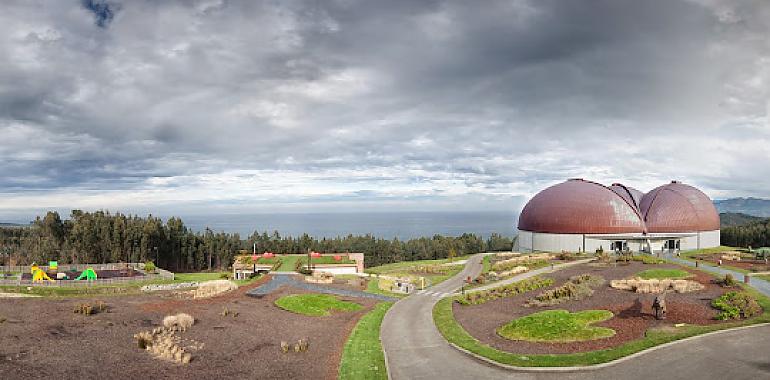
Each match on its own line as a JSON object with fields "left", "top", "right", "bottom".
{"left": 609, "top": 183, "right": 643, "bottom": 211}
{"left": 518, "top": 179, "right": 646, "bottom": 234}
{"left": 639, "top": 181, "right": 719, "bottom": 232}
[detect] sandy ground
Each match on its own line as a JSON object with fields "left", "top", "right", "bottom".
{"left": 0, "top": 275, "right": 376, "bottom": 380}
{"left": 453, "top": 261, "right": 733, "bottom": 354}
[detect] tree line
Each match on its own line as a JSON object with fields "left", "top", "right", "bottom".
{"left": 0, "top": 210, "right": 515, "bottom": 271}
{"left": 720, "top": 217, "right": 770, "bottom": 248}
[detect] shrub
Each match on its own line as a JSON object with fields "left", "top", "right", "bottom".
{"left": 144, "top": 261, "right": 156, "bottom": 273}
{"left": 492, "top": 259, "right": 548, "bottom": 273}
{"left": 456, "top": 277, "right": 554, "bottom": 306}
{"left": 527, "top": 274, "right": 605, "bottom": 307}
{"left": 720, "top": 274, "right": 737, "bottom": 287}
{"left": 73, "top": 301, "right": 98, "bottom": 315}
{"left": 631, "top": 255, "right": 665, "bottom": 265}
{"left": 712, "top": 292, "right": 762, "bottom": 320}
{"left": 220, "top": 272, "right": 231, "bottom": 279}
{"left": 163, "top": 313, "right": 195, "bottom": 331}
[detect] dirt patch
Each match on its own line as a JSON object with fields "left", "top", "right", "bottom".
{"left": 453, "top": 261, "right": 730, "bottom": 354}
{"left": 0, "top": 274, "right": 377, "bottom": 379}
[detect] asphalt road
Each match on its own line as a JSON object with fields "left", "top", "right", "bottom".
{"left": 380, "top": 254, "right": 770, "bottom": 380}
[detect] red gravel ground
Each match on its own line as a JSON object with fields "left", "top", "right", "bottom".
{"left": 453, "top": 262, "right": 734, "bottom": 354}
{"left": 0, "top": 275, "right": 376, "bottom": 380}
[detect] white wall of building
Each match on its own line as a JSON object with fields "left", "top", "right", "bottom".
{"left": 518, "top": 229, "right": 720, "bottom": 253}
{"left": 312, "top": 266, "right": 358, "bottom": 275}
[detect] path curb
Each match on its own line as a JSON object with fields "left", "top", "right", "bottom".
{"left": 447, "top": 322, "right": 770, "bottom": 372}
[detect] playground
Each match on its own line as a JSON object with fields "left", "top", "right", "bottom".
{"left": 1, "top": 262, "right": 172, "bottom": 287}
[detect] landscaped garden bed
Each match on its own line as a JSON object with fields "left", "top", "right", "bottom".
{"left": 441, "top": 260, "right": 769, "bottom": 361}
{"left": 0, "top": 278, "right": 380, "bottom": 379}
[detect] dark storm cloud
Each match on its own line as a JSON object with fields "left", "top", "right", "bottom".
{"left": 82, "top": 0, "right": 119, "bottom": 28}
{"left": 0, "top": 0, "right": 768, "bottom": 214}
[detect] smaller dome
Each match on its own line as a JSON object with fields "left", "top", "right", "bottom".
{"left": 640, "top": 181, "right": 720, "bottom": 233}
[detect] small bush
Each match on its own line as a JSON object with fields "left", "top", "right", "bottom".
{"left": 712, "top": 292, "right": 761, "bottom": 320}
{"left": 73, "top": 303, "right": 95, "bottom": 315}
{"left": 720, "top": 274, "right": 738, "bottom": 287}
{"left": 144, "top": 261, "right": 156, "bottom": 273}
{"left": 220, "top": 272, "right": 231, "bottom": 279}
{"left": 527, "top": 274, "right": 605, "bottom": 307}
{"left": 631, "top": 255, "right": 665, "bottom": 265}
{"left": 456, "top": 277, "right": 553, "bottom": 306}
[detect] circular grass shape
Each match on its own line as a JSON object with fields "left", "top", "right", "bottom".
{"left": 275, "top": 294, "right": 363, "bottom": 317}
{"left": 636, "top": 268, "right": 692, "bottom": 280}
{"left": 497, "top": 309, "right": 615, "bottom": 343}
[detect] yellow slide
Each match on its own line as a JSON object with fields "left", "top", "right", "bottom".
{"left": 30, "top": 264, "right": 55, "bottom": 283}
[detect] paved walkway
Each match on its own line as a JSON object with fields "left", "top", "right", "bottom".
{"left": 663, "top": 253, "right": 770, "bottom": 297}
{"left": 245, "top": 273, "right": 397, "bottom": 301}
{"left": 381, "top": 254, "right": 770, "bottom": 380}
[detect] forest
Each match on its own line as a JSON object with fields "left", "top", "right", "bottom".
{"left": 0, "top": 210, "right": 515, "bottom": 271}
{"left": 720, "top": 217, "right": 770, "bottom": 248}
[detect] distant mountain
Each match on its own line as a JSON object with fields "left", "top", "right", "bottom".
{"left": 0, "top": 222, "right": 25, "bottom": 227}
{"left": 719, "top": 212, "right": 765, "bottom": 228}
{"left": 714, "top": 198, "right": 770, "bottom": 218}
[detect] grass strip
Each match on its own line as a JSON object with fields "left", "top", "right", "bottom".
{"left": 339, "top": 302, "right": 394, "bottom": 380}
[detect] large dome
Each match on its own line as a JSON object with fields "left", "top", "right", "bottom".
{"left": 518, "top": 179, "right": 646, "bottom": 234}
{"left": 639, "top": 181, "right": 720, "bottom": 233}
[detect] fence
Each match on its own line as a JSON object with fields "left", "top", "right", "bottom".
{"left": 0, "top": 262, "right": 174, "bottom": 287}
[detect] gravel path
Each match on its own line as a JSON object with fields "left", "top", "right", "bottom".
{"left": 245, "top": 273, "right": 397, "bottom": 301}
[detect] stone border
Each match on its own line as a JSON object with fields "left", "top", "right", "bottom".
{"left": 448, "top": 322, "right": 770, "bottom": 372}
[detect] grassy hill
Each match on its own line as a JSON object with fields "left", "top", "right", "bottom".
{"left": 715, "top": 198, "right": 770, "bottom": 217}
{"left": 720, "top": 212, "right": 765, "bottom": 228}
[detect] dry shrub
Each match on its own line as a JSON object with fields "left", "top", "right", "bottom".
{"left": 163, "top": 313, "right": 195, "bottom": 332}
{"left": 134, "top": 316, "right": 200, "bottom": 364}
{"left": 610, "top": 278, "right": 704, "bottom": 294}
{"left": 190, "top": 280, "right": 238, "bottom": 299}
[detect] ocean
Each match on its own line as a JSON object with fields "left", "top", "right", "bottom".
{"left": 179, "top": 211, "right": 519, "bottom": 239}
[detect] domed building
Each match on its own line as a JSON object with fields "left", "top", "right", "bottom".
{"left": 517, "top": 179, "right": 720, "bottom": 253}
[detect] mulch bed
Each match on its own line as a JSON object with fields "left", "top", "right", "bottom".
{"left": 695, "top": 256, "right": 770, "bottom": 272}
{"left": 452, "top": 261, "right": 732, "bottom": 354}
{"left": 0, "top": 274, "right": 377, "bottom": 380}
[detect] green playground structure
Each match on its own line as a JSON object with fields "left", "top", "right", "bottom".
{"left": 75, "top": 267, "right": 98, "bottom": 281}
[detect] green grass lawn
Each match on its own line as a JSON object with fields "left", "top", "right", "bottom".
{"left": 757, "top": 275, "right": 770, "bottom": 282}
{"left": 365, "top": 256, "right": 469, "bottom": 287}
{"left": 338, "top": 302, "right": 393, "bottom": 380}
{"left": 173, "top": 272, "right": 227, "bottom": 282}
{"left": 274, "top": 293, "right": 362, "bottom": 316}
{"left": 433, "top": 271, "right": 770, "bottom": 367}
{"left": 636, "top": 268, "right": 692, "bottom": 279}
{"left": 497, "top": 310, "right": 615, "bottom": 343}
{"left": 275, "top": 255, "right": 301, "bottom": 272}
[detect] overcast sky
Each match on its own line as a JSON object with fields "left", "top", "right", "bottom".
{"left": 1, "top": 0, "right": 769, "bottom": 220}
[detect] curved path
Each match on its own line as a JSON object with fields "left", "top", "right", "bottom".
{"left": 381, "top": 254, "right": 770, "bottom": 380}
{"left": 245, "top": 273, "right": 397, "bottom": 301}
